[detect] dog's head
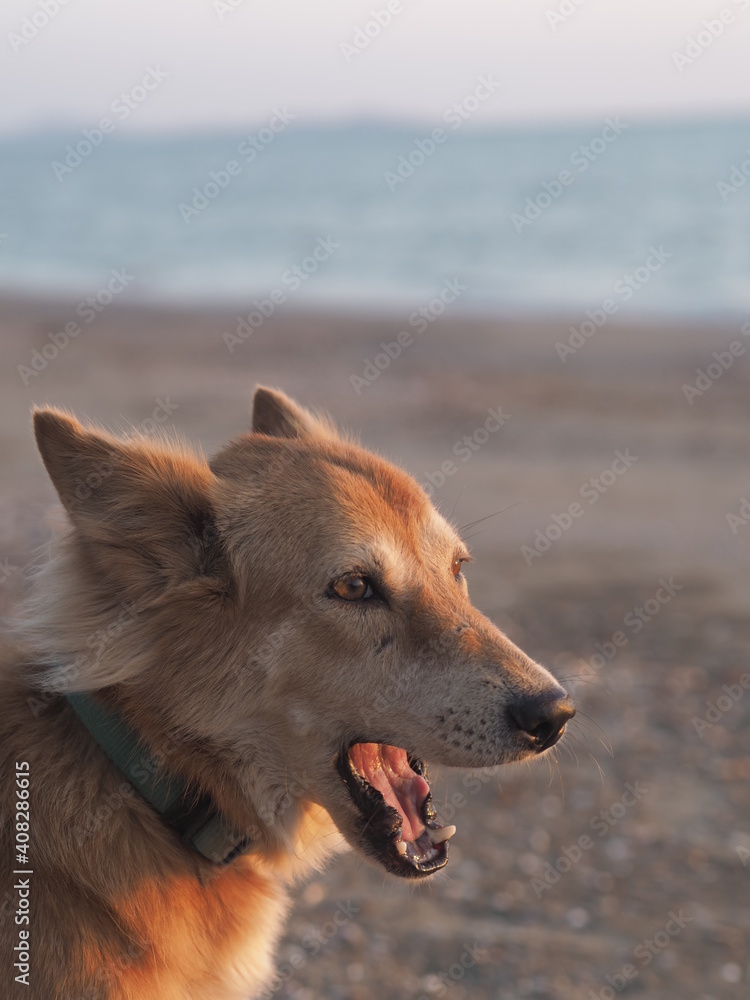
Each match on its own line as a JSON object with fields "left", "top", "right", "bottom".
{"left": 33, "top": 388, "right": 573, "bottom": 879}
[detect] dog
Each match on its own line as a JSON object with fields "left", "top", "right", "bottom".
{"left": 1, "top": 387, "right": 574, "bottom": 999}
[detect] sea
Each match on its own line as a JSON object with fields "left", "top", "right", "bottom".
{"left": 0, "top": 117, "right": 748, "bottom": 319}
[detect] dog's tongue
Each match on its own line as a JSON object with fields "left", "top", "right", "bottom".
{"left": 349, "top": 743, "right": 429, "bottom": 842}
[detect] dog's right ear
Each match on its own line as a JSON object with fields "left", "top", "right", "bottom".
{"left": 33, "top": 408, "right": 228, "bottom": 584}
{"left": 251, "top": 386, "right": 337, "bottom": 441}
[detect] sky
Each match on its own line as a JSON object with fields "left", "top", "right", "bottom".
{"left": 1, "top": 0, "right": 750, "bottom": 133}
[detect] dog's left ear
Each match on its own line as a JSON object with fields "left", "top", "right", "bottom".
{"left": 251, "top": 386, "right": 338, "bottom": 442}
{"left": 33, "top": 408, "right": 229, "bottom": 587}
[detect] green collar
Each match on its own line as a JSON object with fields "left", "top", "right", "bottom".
{"left": 66, "top": 692, "right": 253, "bottom": 866}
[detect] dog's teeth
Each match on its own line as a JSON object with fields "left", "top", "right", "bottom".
{"left": 428, "top": 825, "right": 456, "bottom": 845}
{"left": 395, "top": 840, "right": 408, "bottom": 856}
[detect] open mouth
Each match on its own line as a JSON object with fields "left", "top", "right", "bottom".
{"left": 337, "top": 742, "right": 455, "bottom": 878}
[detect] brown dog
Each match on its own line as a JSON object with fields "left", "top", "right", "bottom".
{"left": 0, "top": 387, "right": 573, "bottom": 999}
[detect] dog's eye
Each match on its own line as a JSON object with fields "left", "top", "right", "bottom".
{"left": 452, "top": 557, "right": 464, "bottom": 579}
{"left": 332, "top": 575, "right": 374, "bottom": 602}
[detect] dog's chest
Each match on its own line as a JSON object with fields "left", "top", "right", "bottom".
{"left": 110, "top": 860, "right": 290, "bottom": 1000}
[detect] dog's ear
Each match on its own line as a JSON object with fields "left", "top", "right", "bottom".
{"left": 33, "top": 408, "right": 228, "bottom": 584}
{"left": 251, "top": 386, "right": 337, "bottom": 441}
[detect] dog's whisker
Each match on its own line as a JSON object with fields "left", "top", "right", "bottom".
{"left": 566, "top": 731, "right": 608, "bottom": 783}
{"left": 447, "top": 485, "right": 470, "bottom": 522}
{"left": 564, "top": 731, "right": 589, "bottom": 764}
{"left": 458, "top": 501, "right": 521, "bottom": 534}
{"left": 543, "top": 751, "right": 554, "bottom": 786}
{"left": 572, "top": 711, "right": 614, "bottom": 756}
{"left": 549, "top": 749, "right": 565, "bottom": 800}
{"left": 568, "top": 718, "right": 614, "bottom": 759}
{"left": 559, "top": 738, "right": 578, "bottom": 768}
{"left": 557, "top": 674, "right": 605, "bottom": 687}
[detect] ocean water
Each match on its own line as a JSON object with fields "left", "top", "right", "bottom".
{"left": 0, "top": 119, "right": 748, "bottom": 318}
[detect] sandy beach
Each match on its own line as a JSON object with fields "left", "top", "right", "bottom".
{"left": 1, "top": 297, "right": 748, "bottom": 999}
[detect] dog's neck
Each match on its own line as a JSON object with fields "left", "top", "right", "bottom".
{"left": 66, "top": 691, "right": 254, "bottom": 866}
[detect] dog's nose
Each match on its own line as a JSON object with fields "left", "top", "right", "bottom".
{"left": 508, "top": 691, "right": 575, "bottom": 751}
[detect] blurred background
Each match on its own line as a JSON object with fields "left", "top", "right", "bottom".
{"left": 1, "top": 1, "right": 749, "bottom": 997}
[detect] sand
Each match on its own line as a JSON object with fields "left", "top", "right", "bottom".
{"left": 1, "top": 296, "right": 748, "bottom": 999}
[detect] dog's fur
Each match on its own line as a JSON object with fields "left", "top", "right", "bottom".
{"left": 1, "top": 388, "right": 572, "bottom": 999}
